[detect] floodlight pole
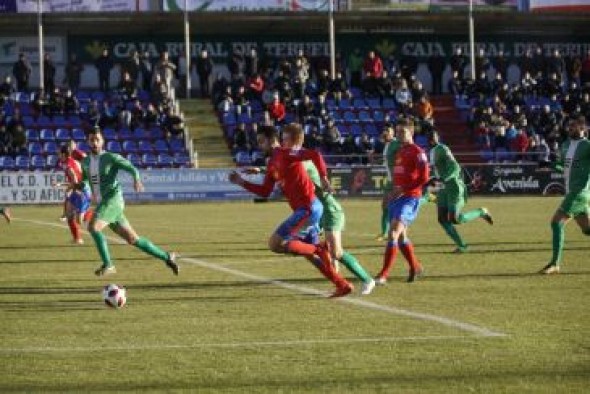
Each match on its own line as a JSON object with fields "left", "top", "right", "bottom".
{"left": 38, "top": 0, "right": 45, "bottom": 91}
{"left": 468, "top": 0, "right": 476, "bottom": 80}
{"left": 328, "top": 0, "right": 336, "bottom": 79}
{"left": 184, "top": 0, "right": 192, "bottom": 99}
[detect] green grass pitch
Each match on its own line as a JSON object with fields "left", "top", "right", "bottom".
{"left": 0, "top": 197, "right": 588, "bottom": 392}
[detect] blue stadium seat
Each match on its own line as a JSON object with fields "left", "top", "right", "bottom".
{"left": 157, "top": 153, "right": 174, "bottom": 168}
{"left": 127, "top": 153, "right": 142, "bottom": 167}
{"left": 68, "top": 116, "right": 82, "bottom": 128}
{"left": 149, "top": 127, "right": 164, "bottom": 140}
{"left": 353, "top": 98, "right": 366, "bottom": 109}
{"left": 0, "top": 156, "right": 15, "bottom": 171}
{"left": 118, "top": 128, "right": 133, "bottom": 141}
{"left": 55, "top": 128, "right": 71, "bottom": 142}
{"left": 142, "top": 153, "right": 157, "bottom": 168}
{"left": 382, "top": 99, "right": 396, "bottom": 110}
{"left": 364, "top": 124, "right": 377, "bottom": 136}
{"left": 43, "top": 141, "right": 58, "bottom": 155}
{"left": 343, "top": 111, "right": 357, "bottom": 123}
{"left": 235, "top": 151, "right": 252, "bottom": 166}
{"left": 31, "top": 155, "right": 46, "bottom": 170}
{"left": 23, "top": 116, "right": 35, "bottom": 128}
{"left": 153, "top": 140, "right": 169, "bottom": 154}
{"left": 138, "top": 140, "right": 153, "bottom": 153}
{"left": 169, "top": 138, "right": 184, "bottom": 152}
{"left": 338, "top": 99, "right": 352, "bottom": 110}
{"left": 53, "top": 116, "right": 67, "bottom": 127}
{"left": 40, "top": 129, "right": 55, "bottom": 142}
{"left": 133, "top": 128, "right": 149, "bottom": 141}
{"left": 46, "top": 155, "right": 59, "bottom": 168}
{"left": 173, "top": 152, "right": 191, "bottom": 167}
{"left": 26, "top": 129, "right": 39, "bottom": 142}
{"left": 350, "top": 124, "right": 363, "bottom": 135}
{"left": 122, "top": 140, "right": 138, "bottom": 153}
{"left": 91, "top": 91, "right": 105, "bottom": 101}
{"left": 77, "top": 141, "right": 90, "bottom": 153}
{"left": 71, "top": 128, "right": 85, "bottom": 141}
{"left": 15, "top": 155, "right": 30, "bottom": 170}
{"left": 222, "top": 113, "right": 237, "bottom": 126}
{"left": 358, "top": 110, "right": 372, "bottom": 123}
{"left": 367, "top": 98, "right": 382, "bottom": 110}
{"left": 28, "top": 142, "right": 43, "bottom": 155}
{"left": 106, "top": 141, "right": 123, "bottom": 154}
{"left": 102, "top": 128, "right": 117, "bottom": 141}
{"left": 37, "top": 116, "right": 53, "bottom": 129}
{"left": 373, "top": 110, "right": 385, "bottom": 123}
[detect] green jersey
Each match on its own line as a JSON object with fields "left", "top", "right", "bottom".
{"left": 81, "top": 152, "right": 140, "bottom": 203}
{"left": 384, "top": 139, "right": 401, "bottom": 182}
{"left": 304, "top": 161, "right": 344, "bottom": 231}
{"left": 430, "top": 143, "right": 462, "bottom": 184}
{"left": 556, "top": 139, "right": 590, "bottom": 194}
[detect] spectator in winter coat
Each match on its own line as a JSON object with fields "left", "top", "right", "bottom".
{"left": 450, "top": 47, "right": 467, "bottom": 81}
{"left": 95, "top": 48, "right": 114, "bottom": 92}
{"left": 493, "top": 50, "right": 509, "bottom": 80}
{"left": 64, "top": 54, "right": 84, "bottom": 92}
{"left": 140, "top": 51, "right": 153, "bottom": 92}
{"left": 245, "top": 48, "right": 259, "bottom": 78}
{"left": 267, "top": 96, "right": 286, "bottom": 124}
{"left": 511, "top": 128, "right": 529, "bottom": 162}
{"left": 154, "top": 51, "right": 176, "bottom": 99}
{"left": 12, "top": 53, "right": 32, "bottom": 92}
{"left": 196, "top": 50, "right": 213, "bottom": 98}
{"left": 43, "top": 53, "right": 56, "bottom": 94}
{"left": 427, "top": 49, "right": 446, "bottom": 95}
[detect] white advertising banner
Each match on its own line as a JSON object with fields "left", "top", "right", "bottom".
{"left": 0, "top": 36, "right": 65, "bottom": 64}
{"left": 529, "top": 0, "right": 590, "bottom": 11}
{"left": 0, "top": 172, "right": 66, "bottom": 205}
{"left": 15, "top": 0, "right": 149, "bottom": 12}
{"left": 163, "top": 0, "right": 329, "bottom": 11}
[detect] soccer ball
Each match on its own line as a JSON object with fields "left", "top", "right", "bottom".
{"left": 102, "top": 284, "right": 127, "bottom": 309}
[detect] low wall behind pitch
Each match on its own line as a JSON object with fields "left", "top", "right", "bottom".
{"left": 0, "top": 164, "right": 565, "bottom": 205}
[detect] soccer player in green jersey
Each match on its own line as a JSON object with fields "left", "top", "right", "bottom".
{"left": 427, "top": 130, "right": 493, "bottom": 253}
{"left": 0, "top": 207, "right": 11, "bottom": 223}
{"left": 82, "top": 128, "right": 179, "bottom": 276}
{"left": 377, "top": 127, "right": 396, "bottom": 241}
{"left": 302, "top": 161, "right": 376, "bottom": 295}
{"left": 540, "top": 116, "right": 590, "bottom": 274}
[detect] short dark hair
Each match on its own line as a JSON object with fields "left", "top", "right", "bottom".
{"left": 88, "top": 126, "right": 102, "bottom": 137}
{"left": 257, "top": 125, "right": 278, "bottom": 141}
{"left": 59, "top": 144, "right": 72, "bottom": 157}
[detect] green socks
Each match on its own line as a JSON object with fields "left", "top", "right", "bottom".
{"left": 380, "top": 207, "right": 389, "bottom": 236}
{"left": 440, "top": 222, "right": 466, "bottom": 248}
{"left": 134, "top": 237, "right": 169, "bottom": 262}
{"left": 458, "top": 208, "right": 484, "bottom": 224}
{"left": 0, "top": 208, "right": 4, "bottom": 214}
{"left": 91, "top": 231, "right": 113, "bottom": 268}
{"left": 550, "top": 221, "right": 565, "bottom": 266}
{"left": 340, "top": 251, "right": 373, "bottom": 284}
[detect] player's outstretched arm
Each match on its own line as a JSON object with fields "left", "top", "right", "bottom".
{"left": 112, "top": 153, "right": 141, "bottom": 182}
{"left": 229, "top": 170, "right": 275, "bottom": 198}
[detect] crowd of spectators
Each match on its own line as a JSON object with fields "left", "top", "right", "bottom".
{"left": 1, "top": 49, "right": 188, "bottom": 161}
{"left": 209, "top": 48, "right": 435, "bottom": 164}
{"left": 455, "top": 47, "right": 590, "bottom": 164}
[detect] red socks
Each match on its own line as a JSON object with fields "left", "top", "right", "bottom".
{"left": 67, "top": 218, "right": 81, "bottom": 241}
{"left": 286, "top": 240, "right": 317, "bottom": 256}
{"left": 399, "top": 241, "right": 421, "bottom": 272}
{"left": 314, "top": 245, "right": 350, "bottom": 288}
{"left": 378, "top": 242, "right": 398, "bottom": 279}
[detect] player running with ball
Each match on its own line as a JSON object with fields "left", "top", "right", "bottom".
{"left": 82, "top": 128, "right": 179, "bottom": 276}
{"left": 229, "top": 124, "right": 354, "bottom": 297}
{"left": 540, "top": 116, "right": 590, "bottom": 274}
{"left": 376, "top": 118, "right": 429, "bottom": 284}
{"left": 427, "top": 130, "right": 493, "bottom": 253}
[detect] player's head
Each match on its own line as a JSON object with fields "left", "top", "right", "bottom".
{"left": 59, "top": 144, "right": 72, "bottom": 161}
{"left": 567, "top": 117, "right": 585, "bottom": 140}
{"left": 427, "top": 130, "right": 440, "bottom": 147}
{"left": 382, "top": 126, "right": 394, "bottom": 143}
{"left": 575, "top": 116, "right": 588, "bottom": 139}
{"left": 87, "top": 127, "right": 105, "bottom": 155}
{"left": 396, "top": 118, "right": 415, "bottom": 144}
{"left": 282, "top": 123, "right": 305, "bottom": 149}
{"left": 256, "top": 125, "right": 279, "bottom": 154}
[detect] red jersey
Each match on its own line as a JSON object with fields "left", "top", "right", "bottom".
{"left": 393, "top": 143, "right": 429, "bottom": 198}
{"left": 242, "top": 147, "right": 327, "bottom": 210}
{"left": 71, "top": 148, "right": 86, "bottom": 161}
{"left": 64, "top": 157, "right": 83, "bottom": 184}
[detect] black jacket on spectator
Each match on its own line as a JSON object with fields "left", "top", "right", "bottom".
{"left": 12, "top": 58, "right": 32, "bottom": 91}
{"left": 95, "top": 53, "right": 114, "bottom": 92}
{"left": 43, "top": 58, "right": 56, "bottom": 93}
{"left": 196, "top": 55, "right": 214, "bottom": 98}
{"left": 427, "top": 53, "right": 446, "bottom": 95}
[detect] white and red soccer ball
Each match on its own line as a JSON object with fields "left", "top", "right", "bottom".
{"left": 102, "top": 284, "right": 127, "bottom": 309}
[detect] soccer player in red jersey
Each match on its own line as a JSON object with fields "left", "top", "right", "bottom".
{"left": 376, "top": 118, "right": 430, "bottom": 284}
{"left": 52, "top": 144, "right": 92, "bottom": 244}
{"left": 57, "top": 140, "right": 87, "bottom": 221}
{"left": 229, "top": 124, "right": 354, "bottom": 297}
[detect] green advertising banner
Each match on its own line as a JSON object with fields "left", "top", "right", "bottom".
{"left": 68, "top": 34, "right": 590, "bottom": 63}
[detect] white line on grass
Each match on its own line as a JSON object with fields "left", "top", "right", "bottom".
{"left": 0, "top": 335, "right": 487, "bottom": 354}
{"left": 12, "top": 218, "right": 508, "bottom": 339}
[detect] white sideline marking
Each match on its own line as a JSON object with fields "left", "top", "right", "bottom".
{"left": 12, "top": 218, "right": 508, "bottom": 338}
{"left": 0, "top": 335, "right": 485, "bottom": 354}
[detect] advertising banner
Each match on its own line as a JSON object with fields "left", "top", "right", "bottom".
{"left": 529, "top": 0, "right": 590, "bottom": 12}
{"left": 462, "top": 164, "right": 565, "bottom": 195}
{"left": 163, "top": 0, "right": 329, "bottom": 11}
{"left": 0, "top": 36, "right": 65, "bottom": 64}
{"left": 430, "top": 0, "right": 518, "bottom": 11}
{"left": 12, "top": 0, "right": 149, "bottom": 12}
{"left": 68, "top": 34, "right": 590, "bottom": 64}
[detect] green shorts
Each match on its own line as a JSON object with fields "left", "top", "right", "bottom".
{"left": 559, "top": 191, "right": 590, "bottom": 217}
{"left": 95, "top": 194, "right": 129, "bottom": 229}
{"left": 437, "top": 179, "right": 466, "bottom": 213}
{"left": 320, "top": 196, "right": 345, "bottom": 232}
